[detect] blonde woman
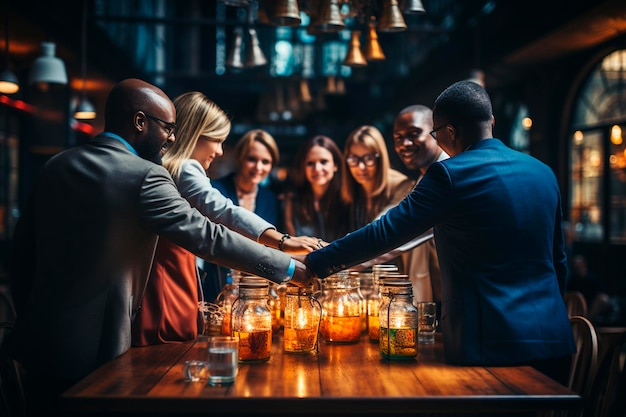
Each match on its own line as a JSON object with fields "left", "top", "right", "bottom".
{"left": 342, "top": 125, "right": 411, "bottom": 230}
{"left": 132, "top": 92, "right": 321, "bottom": 346}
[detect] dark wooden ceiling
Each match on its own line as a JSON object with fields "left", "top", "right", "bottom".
{"left": 2, "top": 0, "right": 626, "bottom": 142}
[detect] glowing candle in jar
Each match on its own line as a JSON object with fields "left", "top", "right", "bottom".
{"left": 378, "top": 279, "right": 418, "bottom": 359}
{"left": 283, "top": 286, "right": 321, "bottom": 353}
{"left": 231, "top": 281, "right": 272, "bottom": 362}
{"left": 319, "top": 274, "right": 362, "bottom": 343}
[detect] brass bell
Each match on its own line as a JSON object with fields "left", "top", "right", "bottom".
{"left": 343, "top": 31, "right": 367, "bottom": 67}
{"left": 378, "top": 0, "right": 407, "bottom": 32}
{"left": 401, "top": 0, "right": 426, "bottom": 14}
{"left": 314, "top": 0, "right": 345, "bottom": 33}
{"left": 245, "top": 28, "right": 268, "bottom": 67}
{"left": 335, "top": 76, "right": 345, "bottom": 95}
{"left": 365, "top": 18, "right": 385, "bottom": 61}
{"left": 300, "top": 79, "right": 312, "bottom": 103}
{"left": 226, "top": 27, "right": 245, "bottom": 69}
{"left": 270, "top": 0, "right": 301, "bottom": 27}
{"left": 325, "top": 75, "right": 337, "bottom": 94}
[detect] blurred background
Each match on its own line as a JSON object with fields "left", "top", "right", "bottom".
{"left": 1, "top": 0, "right": 626, "bottom": 322}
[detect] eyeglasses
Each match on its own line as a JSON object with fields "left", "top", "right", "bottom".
{"left": 346, "top": 153, "right": 379, "bottom": 167}
{"left": 393, "top": 129, "right": 424, "bottom": 146}
{"left": 429, "top": 124, "right": 448, "bottom": 140}
{"left": 144, "top": 112, "right": 177, "bottom": 138}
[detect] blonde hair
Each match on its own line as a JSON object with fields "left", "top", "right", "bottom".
{"left": 163, "top": 91, "right": 231, "bottom": 180}
{"left": 232, "top": 129, "right": 280, "bottom": 169}
{"left": 342, "top": 125, "right": 393, "bottom": 225}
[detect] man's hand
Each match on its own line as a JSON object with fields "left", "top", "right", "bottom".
{"left": 289, "top": 255, "right": 315, "bottom": 287}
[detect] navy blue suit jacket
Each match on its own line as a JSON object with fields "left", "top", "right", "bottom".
{"left": 308, "top": 138, "right": 575, "bottom": 366}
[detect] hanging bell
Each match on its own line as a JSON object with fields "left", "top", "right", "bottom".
{"left": 314, "top": 0, "right": 345, "bottom": 33}
{"left": 343, "top": 31, "right": 367, "bottom": 67}
{"left": 270, "top": 0, "right": 301, "bottom": 27}
{"left": 401, "top": 0, "right": 426, "bottom": 14}
{"left": 300, "top": 79, "right": 312, "bottom": 103}
{"left": 365, "top": 17, "right": 385, "bottom": 61}
{"left": 245, "top": 28, "right": 268, "bottom": 67}
{"left": 378, "top": 0, "right": 407, "bottom": 32}
{"left": 226, "top": 27, "right": 245, "bottom": 69}
{"left": 335, "top": 77, "right": 346, "bottom": 95}
{"left": 325, "top": 75, "right": 337, "bottom": 94}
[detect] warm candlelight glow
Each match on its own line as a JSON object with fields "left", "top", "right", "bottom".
{"left": 368, "top": 315, "right": 380, "bottom": 341}
{"left": 234, "top": 330, "right": 271, "bottom": 362}
{"left": 297, "top": 308, "right": 307, "bottom": 329}
{"left": 283, "top": 287, "right": 321, "bottom": 353}
{"left": 319, "top": 316, "right": 361, "bottom": 343}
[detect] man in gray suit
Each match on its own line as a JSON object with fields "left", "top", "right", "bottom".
{"left": 7, "top": 78, "right": 311, "bottom": 415}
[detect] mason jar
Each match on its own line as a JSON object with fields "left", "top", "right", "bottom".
{"left": 231, "top": 280, "right": 272, "bottom": 362}
{"left": 283, "top": 285, "right": 321, "bottom": 353}
{"left": 318, "top": 273, "right": 362, "bottom": 343}
{"left": 216, "top": 270, "right": 241, "bottom": 336}
{"left": 378, "top": 279, "right": 418, "bottom": 360}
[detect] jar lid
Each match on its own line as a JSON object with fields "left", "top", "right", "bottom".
{"left": 286, "top": 285, "right": 315, "bottom": 296}
{"left": 239, "top": 281, "right": 269, "bottom": 289}
{"left": 379, "top": 278, "right": 411, "bottom": 287}
{"left": 372, "top": 264, "right": 399, "bottom": 272}
{"left": 379, "top": 274, "right": 409, "bottom": 282}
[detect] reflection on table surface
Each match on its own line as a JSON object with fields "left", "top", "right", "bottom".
{"left": 61, "top": 333, "right": 581, "bottom": 416}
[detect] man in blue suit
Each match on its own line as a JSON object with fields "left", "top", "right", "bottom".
{"left": 305, "top": 80, "right": 575, "bottom": 385}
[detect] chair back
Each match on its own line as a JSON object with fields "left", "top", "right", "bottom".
{"left": 585, "top": 329, "right": 626, "bottom": 417}
{"left": 568, "top": 316, "right": 599, "bottom": 398}
{"left": 565, "top": 291, "right": 588, "bottom": 318}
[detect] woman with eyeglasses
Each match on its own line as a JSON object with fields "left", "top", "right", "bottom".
{"left": 342, "top": 125, "right": 412, "bottom": 231}
{"left": 131, "top": 92, "right": 322, "bottom": 347}
{"left": 283, "top": 135, "right": 350, "bottom": 242}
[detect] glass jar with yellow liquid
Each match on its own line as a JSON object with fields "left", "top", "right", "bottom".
{"left": 231, "top": 280, "right": 272, "bottom": 362}
{"left": 318, "top": 273, "right": 362, "bottom": 343}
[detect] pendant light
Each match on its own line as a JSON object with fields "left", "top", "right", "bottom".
{"left": 378, "top": 0, "right": 407, "bottom": 33}
{"left": 365, "top": 17, "right": 385, "bottom": 61}
{"left": 401, "top": 0, "right": 426, "bottom": 14}
{"left": 0, "top": 0, "right": 19, "bottom": 94}
{"left": 270, "top": 0, "right": 301, "bottom": 27}
{"left": 74, "top": 0, "right": 95, "bottom": 120}
{"left": 28, "top": 42, "right": 68, "bottom": 88}
{"left": 343, "top": 31, "right": 367, "bottom": 67}
{"left": 245, "top": 5, "right": 267, "bottom": 68}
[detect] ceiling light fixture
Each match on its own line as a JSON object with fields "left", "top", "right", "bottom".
{"left": 0, "top": 0, "right": 19, "bottom": 94}
{"left": 74, "top": 0, "right": 96, "bottom": 120}
{"left": 28, "top": 42, "right": 68, "bottom": 88}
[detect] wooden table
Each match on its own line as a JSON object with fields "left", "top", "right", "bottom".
{"left": 61, "top": 333, "right": 581, "bottom": 416}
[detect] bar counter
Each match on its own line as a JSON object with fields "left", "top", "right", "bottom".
{"left": 61, "top": 333, "right": 581, "bottom": 416}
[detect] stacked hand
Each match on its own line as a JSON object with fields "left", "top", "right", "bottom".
{"left": 281, "top": 235, "right": 328, "bottom": 254}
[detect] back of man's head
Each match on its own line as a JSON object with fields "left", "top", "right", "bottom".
{"left": 433, "top": 80, "right": 492, "bottom": 126}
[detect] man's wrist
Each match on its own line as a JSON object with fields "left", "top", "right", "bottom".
{"left": 282, "top": 259, "right": 295, "bottom": 283}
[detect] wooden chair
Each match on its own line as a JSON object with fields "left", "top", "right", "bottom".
{"left": 584, "top": 329, "right": 626, "bottom": 417}
{"left": 568, "top": 316, "right": 599, "bottom": 398}
{"left": 565, "top": 291, "right": 588, "bottom": 318}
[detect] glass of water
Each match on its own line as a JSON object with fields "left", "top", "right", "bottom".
{"left": 207, "top": 336, "right": 239, "bottom": 385}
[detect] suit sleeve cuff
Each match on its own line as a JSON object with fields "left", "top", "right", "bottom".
{"left": 282, "top": 259, "right": 295, "bottom": 283}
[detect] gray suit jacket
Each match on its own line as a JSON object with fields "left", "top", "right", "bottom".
{"left": 8, "top": 134, "right": 291, "bottom": 380}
